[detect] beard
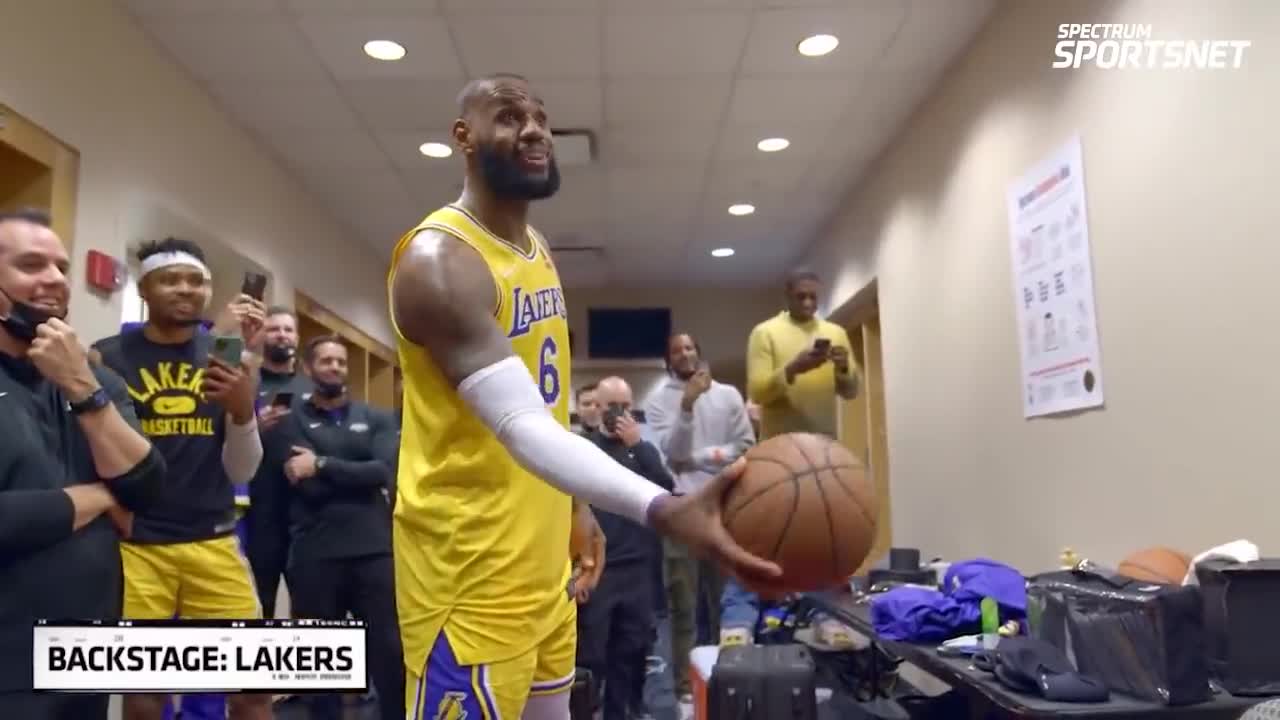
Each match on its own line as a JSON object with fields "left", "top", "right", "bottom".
{"left": 477, "top": 143, "right": 561, "bottom": 201}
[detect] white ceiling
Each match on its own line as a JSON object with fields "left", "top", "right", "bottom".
{"left": 119, "top": 0, "right": 994, "bottom": 289}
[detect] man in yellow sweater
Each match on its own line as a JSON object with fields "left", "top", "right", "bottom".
{"left": 746, "top": 269, "right": 859, "bottom": 440}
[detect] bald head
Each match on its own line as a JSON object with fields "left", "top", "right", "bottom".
{"left": 595, "top": 376, "right": 633, "bottom": 409}
{"left": 456, "top": 72, "right": 532, "bottom": 117}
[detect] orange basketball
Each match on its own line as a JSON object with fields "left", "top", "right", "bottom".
{"left": 723, "top": 433, "right": 877, "bottom": 593}
{"left": 1118, "top": 547, "right": 1192, "bottom": 584}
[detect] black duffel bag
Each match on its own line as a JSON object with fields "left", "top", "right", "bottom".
{"left": 1028, "top": 567, "right": 1211, "bottom": 705}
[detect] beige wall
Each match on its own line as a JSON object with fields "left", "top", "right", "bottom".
{"left": 805, "top": 0, "right": 1280, "bottom": 571}
{"left": 565, "top": 286, "right": 781, "bottom": 393}
{"left": 0, "top": 0, "right": 391, "bottom": 346}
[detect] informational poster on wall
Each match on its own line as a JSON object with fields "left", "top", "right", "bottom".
{"left": 1007, "top": 135, "right": 1105, "bottom": 418}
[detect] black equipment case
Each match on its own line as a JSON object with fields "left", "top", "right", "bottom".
{"left": 1196, "top": 558, "right": 1280, "bottom": 695}
{"left": 708, "top": 644, "right": 818, "bottom": 720}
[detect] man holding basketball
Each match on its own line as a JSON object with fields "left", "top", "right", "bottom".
{"left": 388, "top": 72, "right": 780, "bottom": 720}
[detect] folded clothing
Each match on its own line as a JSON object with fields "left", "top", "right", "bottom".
{"left": 975, "top": 636, "right": 1109, "bottom": 703}
{"left": 871, "top": 558, "right": 1026, "bottom": 643}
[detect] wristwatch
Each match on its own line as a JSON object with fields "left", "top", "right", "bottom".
{"left": 69, "top": 387, "right": 111, "bottom": 415}
{"left": 315, "top": 456, "right": 328, "bottom": 473}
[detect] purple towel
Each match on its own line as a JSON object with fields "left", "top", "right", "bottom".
{"left": 871, "top": 558, "right": 1026, "bottom": 642}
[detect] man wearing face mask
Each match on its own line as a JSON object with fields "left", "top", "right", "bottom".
{"left": 262, "top": 335, "right": 403, "bottom": 720}
{"left": 91, "top": 237, "right": 272, "bottom": 720}
{"left": 244, "top": 305, "right": 309, "bottom": 618}
{"left": 0, "top": 209, "right": 165, "bottom": 719}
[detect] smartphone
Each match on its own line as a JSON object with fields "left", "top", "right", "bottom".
{"left": 602, "top": 403, "right": 626, "bottom": 432}
{"left": 272, "top": 392, "right": 294, "bottom": 408}
{"left": 211, "top": 335, "right": 244, "bottom": 366}
{"left": 241, "top": 271, "right": 268, "bottom": 302}
{"left": 631, "top": 409, "right": 647, "bottom": 424}
{"left": 813, "top": 337, "right": 832, "bottom": 352}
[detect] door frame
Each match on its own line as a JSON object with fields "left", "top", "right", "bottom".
{"left": 829, "top": 278, "right": 892, "bottom": 572}
{"left": 0, "top": 103, "right": 80, "bottom": 249}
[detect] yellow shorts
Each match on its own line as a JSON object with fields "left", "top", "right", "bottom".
{"left": 121, "top": 535, "right": 262, "bottom": 620}
{"left": 406, "top": 605, "right": 577, "bottom": 720}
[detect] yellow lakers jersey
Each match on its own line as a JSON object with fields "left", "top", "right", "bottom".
{"left": 387, "top": 204, "right": 574, "bottom": 669}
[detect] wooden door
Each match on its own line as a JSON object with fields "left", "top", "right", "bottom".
{"left": 0, "top": 103, "right": 79, "bottom": 248}
{"left": 859, "top": 314, "right": 893, "bottom": 572}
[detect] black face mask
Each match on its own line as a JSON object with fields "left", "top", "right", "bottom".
{"left": 265, "top": 344, "right": 295, "bottom": 364}
{"left": 313, "top": 379, "right": 345, "bottom": 399}
{"left": 477, "top": 143, "right": 561, "bottom": 201}
{"left": 0, "top": 285, "right": 63, "bottom": 342}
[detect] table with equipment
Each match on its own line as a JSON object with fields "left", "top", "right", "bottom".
{"left": 809, "top": 591, "right": 1264, "bottom": 719}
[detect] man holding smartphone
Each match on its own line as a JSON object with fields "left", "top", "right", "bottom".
{"left": 91, "top": 238, "right": 272, "bottom": 720}
{"left": 242, "top": 304, "right": 311, "bottom": 618}
{"left": 746, "top": 268, "right": 859, "bottom": 440}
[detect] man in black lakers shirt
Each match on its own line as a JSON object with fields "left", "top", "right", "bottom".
{"left": 263, "top": 335, "right": 402, "bottom": 720}
{"left": 0, "top": 209, "right": 165, "bottom": 719}
{"left": 244, "top": 305, "right": 310, "bottom": 617}
{"left": 92, "top": 237, "right": 272, "bottom": 720}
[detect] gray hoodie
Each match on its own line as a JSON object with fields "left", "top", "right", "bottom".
{"left": 644, "top": 375, "right": 755, "bottom": 494}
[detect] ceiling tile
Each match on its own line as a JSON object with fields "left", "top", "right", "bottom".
{"left": 342, "top": 77, "right": 465, "bottom": 130}
{"left": 712, "top": 121, "right": 832, "bottom": 164}
{"left": 542, "top": 167, "right": 608, "bottom": 223}
{"left": 607, "top": 165, "right": 703, "bottom": 199}
{"left": 205, "top": 79, "right": 363, "bottom": 130}
{"left": 705, "top": 156, "right": 811, "bottom": 203}
{"left": 536, "top": 80, "right": 604, "bottom": 130}
{"left": 726, "top": 73, "right": 859, "bottom": 129}
{"left": 597, "top": 126, "right": 717, "bottom": 170}
{"left": 296, "top": 15, "right": 463, "bottom": 79}
{"left": 857, "top": 68, "right": 941, "bottom": 129}
{"left": 450, "top": 13, "right": 601, "bottom": 79}
{"left": 284, "top": 0, "right": 441, "bottom": 12}
{"left": 302, "top": 167, "right": 411, "bottom": 202}
{"left": 400, "top": 166, "right": 463, "bottom": 201}
{"left": 138, "top": 18, "right": 320, "bottom": 79}
{"left": 374, "top": 130, "right": 457, "bottom": 169}
{"left": 254, "top": 127, "right": 394, "bottom": 171}
{"left": 441, "top": 0, "right": 599, "bottom": 10}
{"left": 608, "top": 189, "right": 700, "bottom": 228}
{"left": 604, "top": 76, "right": 733, "bottom": 131}
{"left": 740, "top": 3, "right": 907, "bottom": 75}
{"left": 122, "top": 0, "right": 284, "bottom": 17}
{"left": 606, "top": 0, "right": 752, "bottom": 10}
{"left": 604, "top": 11, "right": 751, "bottom": 76}
{"left": 881, "top": 0, "right": 995, "bottom": 72}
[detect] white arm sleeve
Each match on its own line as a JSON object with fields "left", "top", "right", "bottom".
{"left": 458, "top": 356, "right": 670, "bottom": 525}
{"left": 222, "top": 414, "right": 263, "bottom": 485}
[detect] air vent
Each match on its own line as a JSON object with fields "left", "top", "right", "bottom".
{"left": 551, "top": 129, "right": 596, "bottom": 167}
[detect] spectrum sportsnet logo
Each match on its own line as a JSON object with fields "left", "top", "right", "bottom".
{"left": 1053, "top": 24, "right": 1250, "bottom": 70}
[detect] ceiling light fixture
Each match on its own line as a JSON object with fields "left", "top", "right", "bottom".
{"left": 757, "top": 137, "right": 790, "bottom": 152}
{"left": 711, "top": 248, "right": 735, "bottom": 258}
{"left": 797, "top": 33, "right": 839, "bottom": 57}
{"left": 364, "top": 40, "right": 406, "bottom": 61}
{"left": 728, "top": 204, "right": 755, "bottom": 216}
{"left": 419, "top": 142, "right": 452, "bottom": 158}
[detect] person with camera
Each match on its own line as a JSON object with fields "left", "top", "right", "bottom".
{"left": 746, "top": 268, "right": 858, "bottom": 440}
{"left": 91, "top": 237, "right": 272, "bottom": 720}
{"left": 242, "top": 305, "right": 311, "bottom": 619}
{"left": 0, "top": 209, "right": 165, "bottom": 718}
{"left": 262, "top": 335, "right": 403, "bottom": 720}
{"left": 577, "top": 376, "right": 673, "bottom": 720}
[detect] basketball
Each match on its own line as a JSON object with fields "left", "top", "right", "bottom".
{"left": 1118, "top": 547, "right": 1192, "bottom": 584}
{"left": 723, "top": 433, "right": 877, "bottom": 593}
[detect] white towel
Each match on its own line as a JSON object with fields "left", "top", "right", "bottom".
{"left": 1182, "top": 539, "right": 1260, "bottom": 585}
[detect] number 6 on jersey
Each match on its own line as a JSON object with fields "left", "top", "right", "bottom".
{"left": 538, "top": 337, "right": 559, "bottom": 405}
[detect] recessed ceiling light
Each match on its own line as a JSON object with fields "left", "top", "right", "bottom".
{"left": 797, "top": 33, "right": 839, "bottom": 57}
{"left": 757, "top": 137, "right": 790, "bottom": 152}
{"left": 419, "top": 142, "right": 452, "bottom": 158}
{"left": 728, "top": 204, "right": 755, "bottom": 216}
{"left": 711, "top": 247, "right": 735, "bottom": 258}
{"left": 364, "top": 40, "right": 406, "bottom": 61}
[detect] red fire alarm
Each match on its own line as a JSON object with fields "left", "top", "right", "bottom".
{"left": 85, "top": 249, "right": 125, "bottom": 293}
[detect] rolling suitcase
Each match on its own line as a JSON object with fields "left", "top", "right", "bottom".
{"left": 708, "top": 644, "right": 818, "bottom": 720}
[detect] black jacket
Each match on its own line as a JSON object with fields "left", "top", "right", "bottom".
{"left": 261, "top": 395, "right": 398, "bottom": 566}
{"left": 585, "top": 431, "right": 673, "bottom": 568}
{"left": 246, "top": 368, "right": 312, "bottom": 558}
{"left": 0, "top": 353, "right": 163, "bottom": 691}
